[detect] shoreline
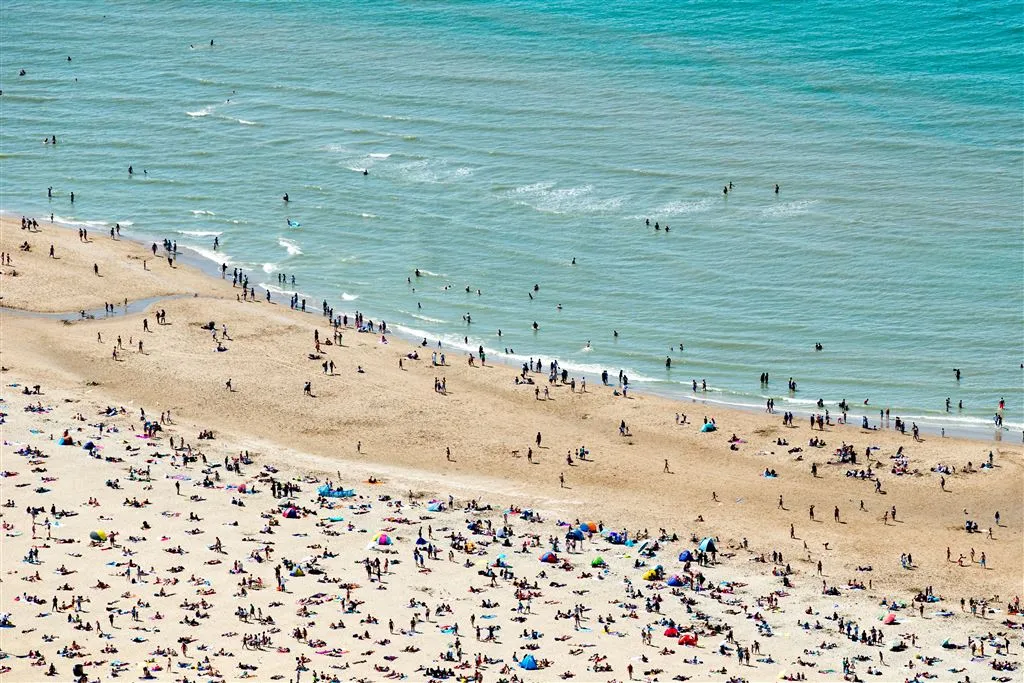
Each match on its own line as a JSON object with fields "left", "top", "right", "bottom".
{"left": 1, "top": 211, "right": 1021, "bottom": 682}
{"left": 3, "top": 209, "right": 1016, "bottom": 444}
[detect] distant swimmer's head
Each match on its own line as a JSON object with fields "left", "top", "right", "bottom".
{"left": 363, "top": 169, "right": 369, "bottom": 176}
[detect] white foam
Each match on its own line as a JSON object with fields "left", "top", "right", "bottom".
{"left": 359, "top": 213, "right": 377, "bottom": 219}
{"left": 236, "top": 119, "right": 257, "bottom": 126}
{"left": 52, "top": 215, "right": 110, "bottom": 229}
{"left": 191, "top": 210, "right": 216, "bottom": 216}
{"left": 761, "top": 200, "right": 818, "bottom": 217}
{"left": 262, "top": 263, "right": 279, "bottom": 274}
{"left": 506, "top": 182, "right": 621, "bottom": 215}
{"left": 186, "top": 106, "right": 215, "bottom": 117}
{"left": 368, "top": 153, "right": 391, "bottom": 159}
{"left": 188, "top": 245, "right": 227, "bottom": 264}
{"left": 642, "top": 198, "right": 714, "bottom": 218}
{"left": 411, "top": 313, "right": 446, "bottom": 323}
{"left": 341, "top": 292, "right": 359, "bottom": 301}
{"left": 178, "top": 230, "right": 222, "bottom": 237}
{"left": 278, "top": 238, "right": 303, "bottom": 256}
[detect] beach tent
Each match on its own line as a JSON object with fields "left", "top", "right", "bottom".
{"left": 883, "top": 613, "right": 897, "bottom": 625}
{"left": 89, "top": 530, "right": 107, "bottom": 542}
{"left": 282, "top": 508, "right": 300, "bottom": 519}
{"left": 700, "top": 422, "right": 717, "bottom": 432}
{"left": 375, "top": 533, "right": 392, "bottom": 546}
{"left": 519, "top": 654, "right": 538, "bottom": 670}
{"left": 663, "top": 627, "right": 679, "bottom": 637}
{"left": 607, "top": 532, "right": 625, "bottom": 545}
{"left": 83, "top": 441, "right": 96, "bottom": 451}
{"left": 566, "top": 529, "right": 584, "bottom": 541}
{"left": 580, "top": 521, "right": 598, "bottom": 533}
{"left": 416, "top": 537, "right": 428, "bottom": 545}
{"left": 591, "top": 556, "right": 606, "bottom": 568}
{"left": 678, "top": 633, "right": 698, "bottom": 646}
{"left": 58, "top": 437, "right": 73, "bottom": 446}
{"left": 642, "top": 569, "right": 659, "bottom": 581}
{"left": 698, "top": 537, "right": 717, "bottom": 554}
{"left": 540, "top": 551, "right": 558, "bottom": 563}
{"left": 290, "top": 566, "right": 305, "bottom": 577}
{"left": 317, "top": 484, "right": 355, "bottom": 498}
{"left": 426, "top": 501, "right": 444, "bottom": 512}
{"left": 678, "top": 550, "right": 694, "bottom": 562}
{"left": 667, "top": 575, "right": 684, "bottom": 587}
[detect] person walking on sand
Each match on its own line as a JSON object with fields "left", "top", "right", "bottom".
{"left": 536, "top": 432, "right": 542, "bottom": 448}
{"left": 559, "top": 472, "right": 565, "bottom": 488}
{"left": 809, "top": 505, "right": 815, "bottom": 520}
{"left": 663, "top": 459, "right": 670, "bottom": 473}
{"left": 834, "top": 506, "right": 840, "bottom": 523}
{"left": 225, "top": 379, "right": 232, "bottom": 391}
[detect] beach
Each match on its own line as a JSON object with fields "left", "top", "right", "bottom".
{"left": 1, "top": 216, "right": 1020, "bottom": 682}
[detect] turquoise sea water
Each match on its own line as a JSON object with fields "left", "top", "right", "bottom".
{"left": 2, "top": 1, "right": 1021, "bottom": 435}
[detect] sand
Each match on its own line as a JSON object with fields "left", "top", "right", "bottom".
{"left": 1, "top": 216, "right": 1021, "bottom": 683}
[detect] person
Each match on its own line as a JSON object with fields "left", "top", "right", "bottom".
{"left": 282, "top": 193, "right": 289, "bottom": 202}
{"left": 663, "top": 459, "right": 670, "bottom": 473}
{"left": 559, "top": 472, "right": 565, "bottom": 488}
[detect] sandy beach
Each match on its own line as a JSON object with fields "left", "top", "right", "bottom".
{"left": 1, "top": 215, "right": 1021, "bottom": 683}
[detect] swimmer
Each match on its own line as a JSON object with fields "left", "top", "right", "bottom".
{"left": 532, "top": 322, "right": 539, "bottom": 331}
{"left": 774, "top": 184, "right": 780, "bottom": 194}
{"left": 363, "top": 169, "right": 369, "bottom": 176}
{"left": 282, "top": 193, "right": 289, "bottom": 202}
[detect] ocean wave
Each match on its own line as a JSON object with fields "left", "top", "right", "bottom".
{"left": 236, "top": 119, "right": 257, "bottom": 126}
{"left": 761, "top": 200, "right": 818, "bottom": 217}
{"left": 341, "top": 292, "right": 359, "bottom": 301}
{"left": 191, "top": 210, "right": 216, "bottom": 216}
{"left": 505, "top": 182, "right": 621, "bottom": 215}
{"left": 187, "top": 245, "right": 227, "bottom": 264}
{"left": 52, "top": 215, "right": 110, "bottom": 229}
{"left": 368, "top": 152, "right": 391, "bottom": 159}
{"left": 409, "top": 313, "right": 446, "bottom": 323}
{"left": 643, "top": 198, "right": 714, "bottom": 218}
{"left": 262, "top": 263, "right": 279, "bottom": 273}
{"left": 186, "top": 106, "right": 215, "bottom": 117}
{"left": 278, "top": 238, "right": 303, "bottom": 256}
{"left": 178, "top": 230, "right": 222, "bottom": 237}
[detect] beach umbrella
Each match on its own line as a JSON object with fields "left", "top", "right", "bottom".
{"left": 89, "top": 530, "right": 107, "bottom": 542}
{"left": 375, "top": 533, "right": 392, "bottom": 546}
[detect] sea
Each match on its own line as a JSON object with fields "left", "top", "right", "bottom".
{"left": 2, "top": 0, "right": 1021, "bottom": 437}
